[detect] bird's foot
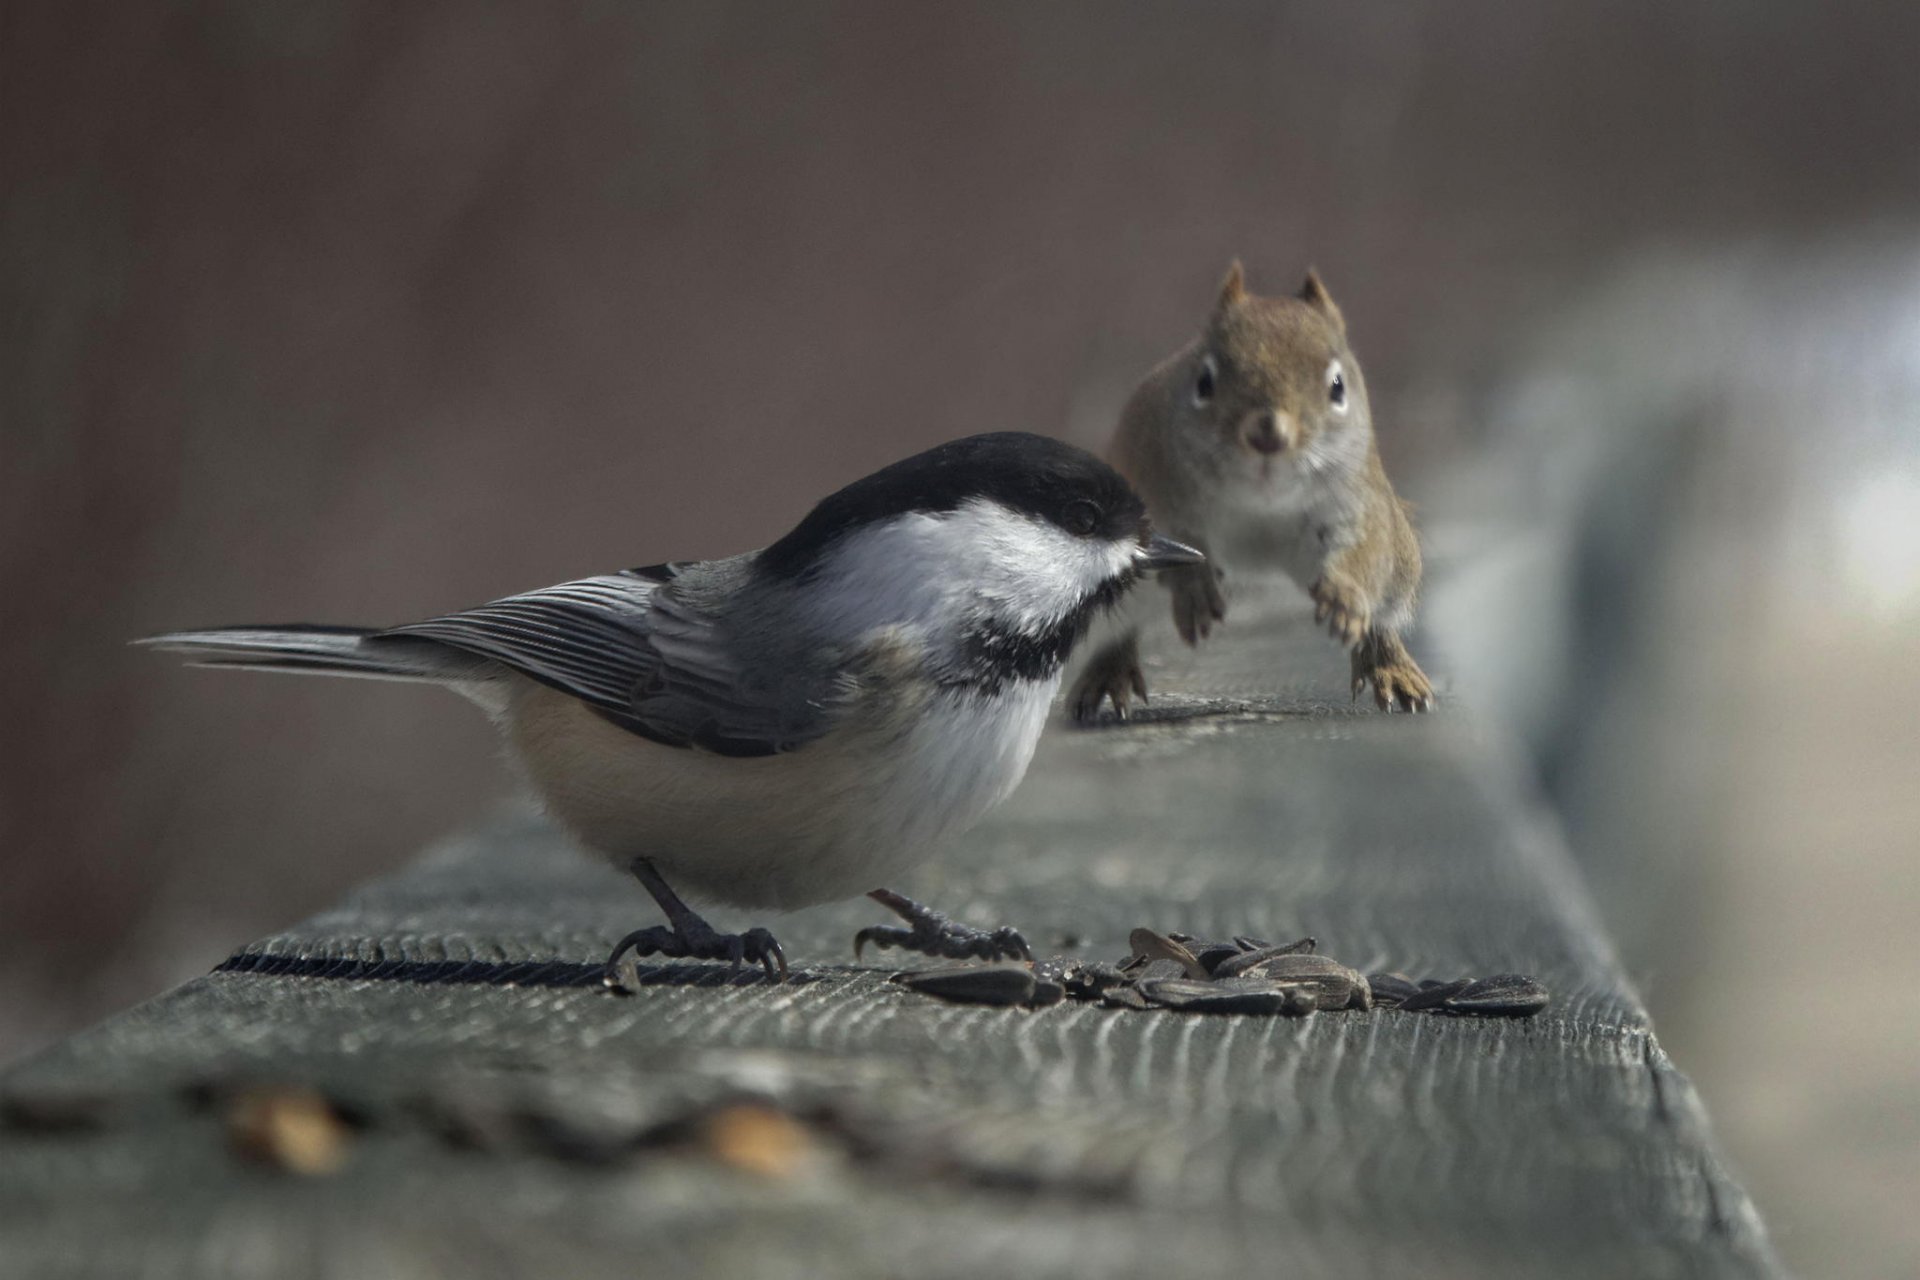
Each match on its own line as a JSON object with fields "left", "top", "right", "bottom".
{"left": 603, "top": 920, "right": 787, "bottom": 990}
{"left": 605, "top": 856, "right": 788, "bottom": 990}
{"left": 854, "top": 888, "right": 1033, "bottom": 963}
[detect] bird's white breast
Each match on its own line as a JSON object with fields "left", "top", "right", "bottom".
{"left": 503, "top": 672, "right": 1057, "bottom": 911}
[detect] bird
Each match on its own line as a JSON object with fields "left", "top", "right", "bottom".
{"left": 141, "top": 432, "right": 1203, "bottom": 986}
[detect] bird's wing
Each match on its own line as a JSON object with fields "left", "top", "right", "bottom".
{"left": 380, "top": 561, "right": 855, "bottom": 757}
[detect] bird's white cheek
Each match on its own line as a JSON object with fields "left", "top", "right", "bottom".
{"left": 977, "top": 523, "right": 1136, "bottom": 625}
{"left": 804, "top": 500, "right": 1130, "bottom": 642}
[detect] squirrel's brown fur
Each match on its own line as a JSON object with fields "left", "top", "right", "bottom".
{"left": 1071, "top": 262, "right": 1432, "bottom": 718}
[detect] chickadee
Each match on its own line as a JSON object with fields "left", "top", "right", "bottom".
{"left": 143, "top": 432, "right": 1202, "bottom": 984}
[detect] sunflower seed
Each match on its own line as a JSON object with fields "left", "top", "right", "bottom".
{"left": 1028, "top": 958, "right": 1069, "bottom": 1008}
{"left": 1127, "top": 929, "right": 1209, "bottom": 979}
{"left": 894, "top": 963, "right": 1035, "bottom": 1007}
{"left": 1137, "top": 976, "right": 1293, "bottom": 1015}
{"left": 1397, "top": 977, "right": 1473, "bottom": 1012}
{"left": 1366, "top": 972, "right": 1421, "bottom": 1007}
{"left": 1213, "top": 938, "right": 1325, "bottom": 979}
{"left": 1190, "top": 941, "right": 1246, "bottom": 975}
{"left": 1443, "top": 973, "right": 1549, "bottom": 1017}
{"left": 1060, "top": 960, "right": 1130, "bottom": 999}
{"left": 1247, "top": 953, "right": 1372, "bottom": 1010}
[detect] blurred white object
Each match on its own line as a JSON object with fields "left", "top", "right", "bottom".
{"left": 1838, "top": 469, "right": 1920, "bottom": 619}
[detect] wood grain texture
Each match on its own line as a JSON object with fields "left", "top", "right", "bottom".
{"left": 0, "top": 600, "right": 1782, "bottom": 1279}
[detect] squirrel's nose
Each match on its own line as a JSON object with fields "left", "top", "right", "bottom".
{"left": 1245, "top": 410, "right": 1291, "bottom": 455}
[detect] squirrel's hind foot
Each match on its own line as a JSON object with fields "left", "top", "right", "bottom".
{"left": 1069, "top": 630, "right": 1148, "bottom": 725}
{"left": 1351, "top": 630, "right": 1434, "bottom": 713}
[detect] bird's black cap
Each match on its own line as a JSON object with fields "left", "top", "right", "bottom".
{"left": 757, "top": 432, "right": 1148, "bottom": 579}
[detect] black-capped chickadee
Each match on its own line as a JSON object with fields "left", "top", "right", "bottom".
{"left": 143, "top": 433, "right": 1203, "bottom": 983}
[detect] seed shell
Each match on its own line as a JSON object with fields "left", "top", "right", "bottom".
{"left": 894, "top": 963, "right": 1036, "bottom": 1008}
{"left": 1443, "top": 973, "right": 1550, "bottom": 1017}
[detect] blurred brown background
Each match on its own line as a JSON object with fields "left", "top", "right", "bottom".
{"left": 5, "top": 4, "right": 1918, "bottom": 1274}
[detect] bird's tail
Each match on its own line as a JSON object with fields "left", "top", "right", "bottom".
{"left": 136, "top": 624, "right": 486, "bottom": 685}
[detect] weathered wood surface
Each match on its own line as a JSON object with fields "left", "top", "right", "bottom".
{"left": 0, "top": 596, "right": 1781, "bottom": 1279}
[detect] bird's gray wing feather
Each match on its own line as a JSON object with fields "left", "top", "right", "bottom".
{"left": 380, "top": 561, "right": 848, "bottom": 757}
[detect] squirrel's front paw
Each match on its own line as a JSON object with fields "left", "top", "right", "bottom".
{"left": 1069, "top": 631, "right": 1148, "bottom": 724}
{"left": 1351, "top": 639, "right": 1434, "bottom": 713}
{"left": 1309, "top": 575, "right": 1370, "bottom": 646}
{"left": 1169, "top": 563, "right": 1227, "bottom": 647}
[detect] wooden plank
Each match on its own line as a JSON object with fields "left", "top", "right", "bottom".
{"left": 0, "top": 600, "right": 1782, "bottom": 1279}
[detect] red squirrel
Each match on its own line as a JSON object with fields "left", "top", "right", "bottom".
{"left": 1072, "top": 262, "right": 1432, "bottom": 719}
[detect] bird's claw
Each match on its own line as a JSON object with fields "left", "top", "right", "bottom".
{"left": 854, "top": 889, "right": 1032, "bottom": 963}
{"left": 603, "top": 920, "right": 788, "bottom": 990}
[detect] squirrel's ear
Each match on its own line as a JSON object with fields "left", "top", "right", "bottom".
{"left": 1214, "top": 260, "right": 1248, "bottom": 313}
{"left": 1299, "top": 268, "right": 1345, "bottom": 333}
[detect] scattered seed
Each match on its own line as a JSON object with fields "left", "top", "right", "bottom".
{"left": 227, "top": 1086, "right": 351, "bottom": 1176}
{"left": 1028, "top": 958, "right": 1069, "bottom": 1008}
{"left": 893, "top": 963, "right": 1036, "bottom": 1008}
{"left": 1126, "top": 929, "right": 1209, "bottom": 979}
{"left": 1397, "top": 978, "right": 1474, "bottom": 1012}
{"left": 700, "top": 1102, "right": 816, "bottom": 1179}
{"left": 1060, "top": 960, "right": 1130, "bottom": 999}
{"left": 1136, "top": 958, "right": 1188, "bottom": 983}
{"left": 1366, "top": 972, "right": 1421, "bottom": 1007}
{"left": 1244, "top": 953, "right": 1370, "bottom": 1010}
{"left": 1215, "top": 940, "right": 1328, "bottom": 980}
{"left": 884, "top": 926, "right": 1547, "bottom": 1021}
{"left": 1190, "top": 942, "right": 1246, "bottom": 975}
{"left": 1137, "top": 976, "right": 1293, "bottom": 1015}
{"left": 1443, "top": 973, "right": 1550, "bottom": 1017}
{"left": 1241, "top": 934, "right": 1314, "bottom": 955}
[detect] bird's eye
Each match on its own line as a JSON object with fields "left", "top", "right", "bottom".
{"left": 1063, "top": 499, "right": 1102, "bottom": 537}
{"left": 1327, "top": 360, "right": 1348, "bottom": 413}
{"left": 1192, "top": 355, "right": 1218, "bottom": 408}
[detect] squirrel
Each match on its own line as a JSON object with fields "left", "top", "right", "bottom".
{"left": 1070, "top": 261, "right": 1433, "bottom": 719}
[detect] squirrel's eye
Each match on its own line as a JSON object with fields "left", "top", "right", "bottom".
{"left": 1327, "top": 360, "right": 1348, "bottom": 413}
{"left": 1064, "top": 499, "right": 1102, "bottom": 537}
{"left": 1192, "top": 355, "right": 1218, "bottom": 408}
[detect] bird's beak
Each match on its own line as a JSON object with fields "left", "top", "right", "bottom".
{"left": 1134, "top": 532, "right": 1206, "bottom": 572}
